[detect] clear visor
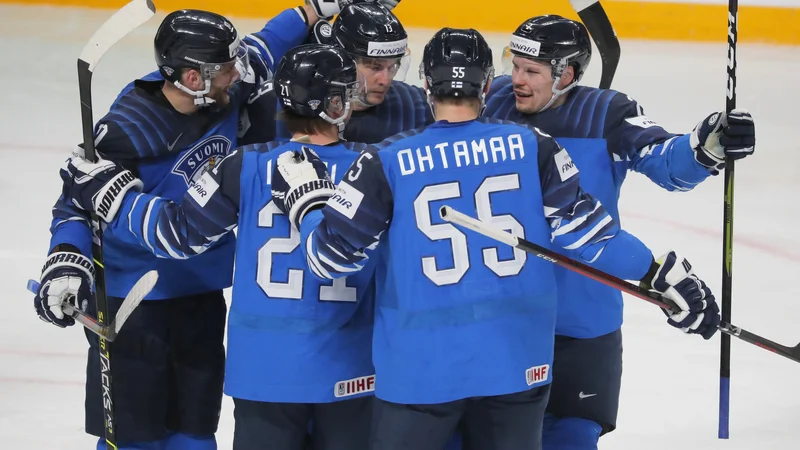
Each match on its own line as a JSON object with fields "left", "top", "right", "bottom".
{"left": 326, "top": 73, "right": 368, "bottom": 114}
{"left": 199, "top": 41, "right": 250, "bottom": 83}
{"left": 319, "top": 73, "right": 367, "bottom": 132}
{"left": 355, "top": 47, "right": 411, "bottom": 83}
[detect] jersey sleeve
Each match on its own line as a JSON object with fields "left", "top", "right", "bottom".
{"left": 240, "top": 81, "right": 279, "bottom": 145}
{"left": 604, "top": 92, "right": 712, "bottom": 191}
{"left": 244, "top": 7, "right": 310, "bottom": 80}
{"left": 49, "top": 122, "right": 139, "bottom": 257}
{"left": 107, "top": 149, "right": 243, "bottom": 259}
{"left": 300, "top": 149, "right": 394, "bottom": 280}
{"left": 49, "top": 195, "right": 93, "bottom": 257}
{"left": 534, "top": 129, "right": 653, "bottom": 281}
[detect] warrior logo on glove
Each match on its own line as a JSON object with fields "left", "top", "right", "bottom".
{"left": 271, "top": 146, "right": 336, "bottom": 230}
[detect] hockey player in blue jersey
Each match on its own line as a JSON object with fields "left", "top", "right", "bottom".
{"left": 332, "top": 2, "right": 433, "bottom": 142}
{"left": 482, "top": 15, "right": 754, "bottom": 450}
{"left": 30, "top": 5, "right": 337, "bottom": 449}
{"left": 269, "top": 28, "right": 720, "bottom": 450}
{"left": 276, "top": 2, "right": 433, "bottom": 143}
{"left": 56, "top": 43, "right": 376, "bottom": 450}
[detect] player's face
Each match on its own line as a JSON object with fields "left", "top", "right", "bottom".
{"left": 208, "top": 61, "right": 242, "bottom": 105}
{"left": 510, "top": 56, "right": 555, "bottom": 114}
{"left": 356, "top": 57, "right": 400, "bottom": 105}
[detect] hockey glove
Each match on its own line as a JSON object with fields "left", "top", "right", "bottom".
{"left": 34, "top": 246, "right": 95, "bottom": 328}
{"left": 306, "top": 0, "right": 354, "bottom": 20}
{"left": 60, "top": 147, "right": 143, "bottom": 223}
{"left": 305, "top": 20, "right": 335, "bottom": 45}
{"left": 643, "top": 251, "right": 720, "bottom": 339}
{"left": 307, "top": 0, "right": 400, "bottom": 20}
{"left": 691, "top": 109, "right": 755, "bottom": 173}
{"left": 272, "top": 147, "right": 335, "bottom": 230}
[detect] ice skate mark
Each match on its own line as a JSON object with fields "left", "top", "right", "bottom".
{"left": 623, "top": 211, "right": 800, "bottom": 264}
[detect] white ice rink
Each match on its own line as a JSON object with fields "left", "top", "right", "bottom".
{"left": 1, "top": 4, "right": 799, "bottom": 449}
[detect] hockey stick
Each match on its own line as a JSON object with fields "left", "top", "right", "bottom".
{"left": 719, "top": 0, "right": 739, "bottom": 439}
{"left": 439, "top": 206, "right": 800, "bottom": 364}
{"left": 26, "top": 271, "right": 158, "bottom": 342}
{"left": 569, "top": 0, "right": 620, "bottom": 89}
{"left": 77, "top": 1, "right": 156, "bottom": 448}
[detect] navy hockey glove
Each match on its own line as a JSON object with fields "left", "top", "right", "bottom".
{"left": 305, "top": 20, "right": 335, "bottom": 45}
{"left": 60, "top": 147, "right": 142, "bottom": 222}
{"left": 272, "top": 147, "right": 335, "bottom": 230}
{"left": 34, "top": 246, "right": 95, "bottom": 328}
{"left": 691, "top": 109, "right": 755, "bottom": 173}
{"left": 643, "top": 251, "right": 720, "bottom": 340}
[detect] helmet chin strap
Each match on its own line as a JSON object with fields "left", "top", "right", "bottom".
{"left": 536, "top": 78, "right": 579, "bottom": 113}
{"left": 534, "top": 52, "right": 581, "bottom": 113}
{"left": 320, "top": 101, "right": 352, "bottom": 139}
{"left": 173, "top": 79, "right": 216, "bottom": 106}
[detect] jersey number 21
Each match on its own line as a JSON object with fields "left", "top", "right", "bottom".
{"left": 256, "top": 201, "right": 357, "bottom": 302}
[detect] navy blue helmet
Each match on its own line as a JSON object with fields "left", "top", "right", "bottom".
{"left": 421, "top": 27, "right": 494, "bottom": 99}
{"left": 274, "top": 44, "right": 364, "bottom": 129}
{"left": 507, "top": 15, "right": 592, "bottom": 83}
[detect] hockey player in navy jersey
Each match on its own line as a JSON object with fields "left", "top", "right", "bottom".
{"left": 275, "top": 2, "right": 433, "bottom": 143}
{"left": 269, "top": 28, "right": 720, "bottom": 450}
{"left": 56, "top": 44, "right": 376, "bottom": 450}
{"left": 482, "top": 15, "right": 754, "bottom": 450}
{"left": 31, "top": 4, "right": 341, "bottom": 449}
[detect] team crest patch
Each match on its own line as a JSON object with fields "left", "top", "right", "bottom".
{"left": 308, "top": 100, "right": 321, "bottom": 110}
{"left": 171, "top": 135, "right": 232, "bottom": 186}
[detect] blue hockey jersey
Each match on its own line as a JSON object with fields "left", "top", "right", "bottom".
{"left": 49, "top": 8, "right": 308, "bottom": 299}
{"left": 276, "top": 81, "right": 433, "bottom": 143}
{"left": 104, "top": 140, "right": 376, "bottom": 402}
{"left": 298, "top": 118, "right": 654, "bottom": 404}
{"left": 483, "top": 76, "right": 713, "bottom": 338}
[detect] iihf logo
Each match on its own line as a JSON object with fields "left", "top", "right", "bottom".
{"left": 171, "top": 135, "right": 232, "bottom": 186}
{"left": 337, "top": 382, "right": 346, "bottom": 397}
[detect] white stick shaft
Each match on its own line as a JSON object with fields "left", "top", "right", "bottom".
{"left": 570, "top": 0, "right": 599, "bottom": 12}
{"left": 79, "top": 0, "right": 156, "bottom": 71}
{"left": 439, "top": 206, "right": 519, "bottom": 247}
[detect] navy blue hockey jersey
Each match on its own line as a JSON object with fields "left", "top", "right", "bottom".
{"left": 484, "top": 76, "right": 713, "bottom": 338}
{"left": 298, "top": 118, "right": 654, "bottom": 404}
{"left": 104, "top": 140, "right": 376, "bottom": 402}
{"left": 49, "top": 8, "right": 308, "bottom": 299}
